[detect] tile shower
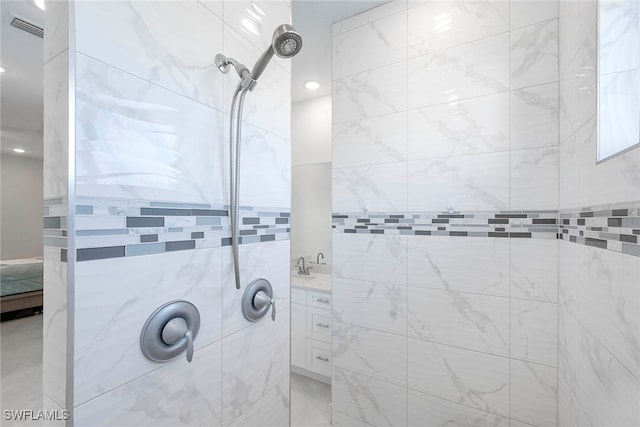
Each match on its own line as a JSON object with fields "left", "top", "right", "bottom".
{"left": 41, "top": 1, "right": 291, "bottom": 425}
{"left": 331, "top": 1, "right": 639, "bottom": 426}
{"left": 33, "top": 0, "right": 639, "bottom": 426}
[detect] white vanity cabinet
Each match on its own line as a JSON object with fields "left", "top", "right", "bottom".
{"left": 291, "top": 285, "right": 331, "bottom": 382}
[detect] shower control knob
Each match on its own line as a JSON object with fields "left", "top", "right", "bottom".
{"left": 161, "top": 317, "right": 195, "bottom": 363}
{"left": 253, "top": 290, "right": 276, "bottom": 321}
{"left": 140, "top": 300, "right": 200, "bottom": 364}
{"left": 242, "top": 278, "right": 276, "bottom": 322}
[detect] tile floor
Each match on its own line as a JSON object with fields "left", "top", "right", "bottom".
{"left": 1, "top": 314, "right": 44, "bottom": 427}
{"left": 1, "top": 314, "right": 332, "bottom": 427}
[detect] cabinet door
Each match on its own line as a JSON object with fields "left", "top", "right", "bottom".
{"left": 307, "top": 290, "right": 331, "bottom": 309}
{"left": 306, "top": 306, "right": 331, "bottom": 343}
{"left": 291, "top": 303, "right": 306, "bottom": 368}
{"left": 306, "top": 338, "right": 331, "bottom": 377}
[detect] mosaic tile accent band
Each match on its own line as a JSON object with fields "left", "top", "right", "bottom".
{"left": 45, "top": 197, "right": 290, "bottom": 263}
{"left": 44, "top": 197, "right": 68, "bottom": 262}
{"left": 332, "top": 210, "right": 560, "bottom": 239}
{"left": 559, "top": 204, "right": 640, "bottom": 257}
{"left": 333, "top": 203, "right": 640, "bottom": 257}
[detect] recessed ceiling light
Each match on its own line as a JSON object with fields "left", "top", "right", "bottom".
{"left": 13, "top": 148, "right": 25, "bottom": 154}
{"left": 0, "top": 66, "right": 5, "bottom": 73}
{"left": 34, "top": 0, "right": 45, "bottom": 11}
{"left": 305, "top": 80, "right": 320, "bottom": 90}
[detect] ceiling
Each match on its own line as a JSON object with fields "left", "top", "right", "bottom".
{"left": 0, "top": 0, "right": 44, "bottom": 160}
{"left": 291, "top": 0, "right": 387, "bottom": 103}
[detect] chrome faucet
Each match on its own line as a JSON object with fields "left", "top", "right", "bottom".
{"left": 296, "top": 257, "right": 311, "bottom": 275}
{"left": 316, "top": 252, "right": 325, "bottom": 265}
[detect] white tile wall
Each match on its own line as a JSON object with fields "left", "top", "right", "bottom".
{"left": 43, "top": 1, "right": 292, "bottom": 425}
{"left": 333, "top": 1, "right": 562, "bottom": 425}
{"left": 558, "top": 1, "right": 640, "bottom": 423}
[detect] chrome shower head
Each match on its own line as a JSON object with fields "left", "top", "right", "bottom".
{"left": 250, "top": 24, "right": 303, "bottom": 80}
{"left": 272, "top": 24, "right": 303, "bottom": 58}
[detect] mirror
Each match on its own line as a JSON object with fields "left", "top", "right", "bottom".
{"left": 597, "top": 0, "right": 640, "bottom": 161}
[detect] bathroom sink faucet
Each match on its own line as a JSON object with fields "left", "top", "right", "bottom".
{"left": 296, "top": 257, "right": 311, "bottom": 275}
{"left": 316, "top": 252, "right": 325, "bottom": 265}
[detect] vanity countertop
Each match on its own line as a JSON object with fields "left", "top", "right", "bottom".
{"left": 291, "top": 271, "right": 331, "bottom": 292}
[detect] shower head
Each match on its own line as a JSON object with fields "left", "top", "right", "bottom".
{"left": 250, "top": 24, "right": 302, "bottom": 80}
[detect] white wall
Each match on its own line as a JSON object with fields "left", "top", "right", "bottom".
{"left": 292, "top": 95, "right": 332, "bottom": 166}
{"left": 42, "top": 2, "right": 292, "bottom": 425}
{"left": 291, "top": 95, "right": 332, "bottom": 261}
{"left": 558, "top": 1, "right": 640, "bottom": 425}
{"left": 331, "top": 1, "right": 560, "bottom": 426}
{"left": 0, "top": 153, "right": 43, "bottom": 260}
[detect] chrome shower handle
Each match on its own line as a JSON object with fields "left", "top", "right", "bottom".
{"left": 253, "top": 290, "right": 276, "bottom": 322}
{"left": 184, "top": 330, "right": 194, "bottom": 363}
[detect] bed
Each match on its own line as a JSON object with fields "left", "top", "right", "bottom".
{"left": 0, "top": 258, "right": 43, "bottom": 317}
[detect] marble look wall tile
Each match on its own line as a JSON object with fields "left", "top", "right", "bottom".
{"left": 333, "top": 233, "right": 407, "bottom": 285}
{"left": 407, "top": 236, "right": 509, "bottom": 296}
{"left": 510, "top": 1, "right": 558, "bottom": 30}
{"left": 332, "top": 278, "right": 408, "bottom": 335}
{"left": 333, "top": 62, "right": 408, "bottom": 124}
{"left": 558, "top": 55, "right": 581, "bottom": 143}
{"left": 42, "top": 260, "right": 67, "bottom": 408}
{"left": 331, "top": 411, "right": 367, "bottom": 427}
{"left": 333, "top": 11, "right": 407, "bottom": 79}
{"left": 510, "top": 360, "right": 558, "bottom": 426}
{"left": 227, "top": 375, "right": 289, "bottom": 427}
{"left": 43, "top": 51, "right": 68, "bottom": 199}
{"left": 221, "top": 240, "right": 290, "bottom": 338}
{"left": 578, "top": 25, "right": 597, "bottom": 128}
{"left": 74, "top": 248, "right": 223, "bottom": 404}
{"left": 333, "top": 112, "right": 408, "bottom": 168}
{"left": 44, "top": 0, "right": 68, "bottom": 64}
{"left": 74, "top": 342, "right": 223, "bottom": 426}
{"left": 198, "top": 0, "right": 222, "bottom": 18}
{"left": 408, "top": 339, "right": 509, "bottom": 417}
{"left": 558, "top": 308, "right": 581, "bottom": 395}
{"left": 558, "top": 241, "right": 581, "bottom": 319}
{"left": 222, "top": 309, "right": 289, "bottom": 425}
{"left": 511, "top": 299, "right": 558, "bottom": 367}
{"left": 578, "top": 330, "right": 640, "bottom": 427}
{"left": 333, "top": 367, "right": 407, "bottom": 427}
{"left": 408, "top": 0, "right": 508, "bottom": 57}
{"left": 511, "top": 82, "right": 559, "bottom": 150}
{"left": 223, "top": 0, "right": 292, "bottom": 73}
{"left": 333, "top": 0, "right": 408, "bottom": 36}
{"left": 333, "top": 163, "right": 407, "bottom": 213}
{"left": 558, "top": 131, "right": 581, "bottom": 209}
{"left": 511, "top": 238, "right": 559, "bottom": 303}
{"left": 223, "top": 118, "right": 291, "bottom": 208}
{"left": 578, "top": 245, "right": 640, "bottom": 378}
{"left": 598, "top": 0, "right": 640, "bottom": 75}
{"left": 75, "top": 0, "right": 224, "bottom": 110}
{"left": 559, "top": 0, "right": 580, "bottom": 78}
{"left": 333, "top": 323, "right": 407, "bottom": 386}
{"left": 510, "top": 19, "right": 559, "bottom": 90}
{"left": 408, "top": 92, "right": 509, "bottom": 160}
{"left": 408, "top": 288, "right": 509, "bottom": 356}
{"left": 511, "top": 146, "right": 559, "bottom": 210}
{"left": 75, "top": 54, "right": 225, "bottom": 204}
{"left": 408, "top": 33, "right": 509, "bottom": 109}
{"left": 408, "top": 389, "right": 509, "bottom": 427}
{"left": 408, "top": 152, "right": 509, "bottom": 211}
{"left": 557, "top": 377, "right": 589, "bottom": 427}
{"left": 222, "top": 25, "right": 291, "bottom": 139}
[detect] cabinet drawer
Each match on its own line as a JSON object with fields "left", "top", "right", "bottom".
{"left": 306, "top": 339, "right": 331, "bottom": 377}
{"left": 307, "top": 290, "right": 331, "bottom": 309}
{"left": 306, "top": 307, "right": 331, "bottom": 343}
{"left": 291, "top": 287, "right": 306, "bottom": 305}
